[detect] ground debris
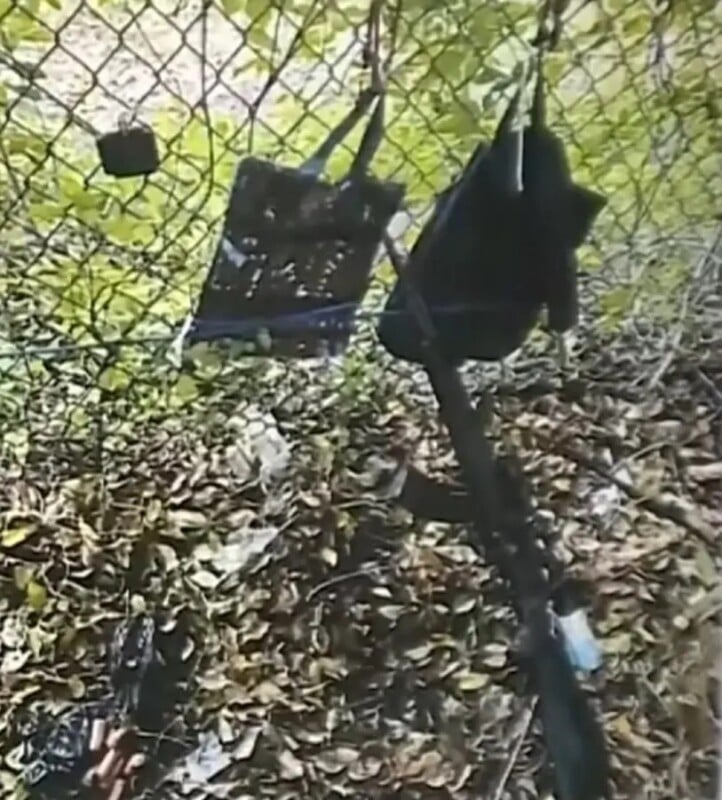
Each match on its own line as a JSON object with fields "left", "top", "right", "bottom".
{"left": 1, "top": 323, "right": 719, "bottom": 800}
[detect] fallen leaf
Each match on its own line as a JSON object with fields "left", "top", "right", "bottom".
{"left": 68, "top": 675, "right": 85, "bottom": 699}
{"left": 278, "top": 749, "right": 304, "bottom": 780}
{"left": 456, "top": 671, "right": 490, "bottom": 692}
{"left": 169, "top": 509, "right": 208, "bottom": 530}
{"left": 234, "top": 726, "right": 263, "bottom": 760}
{"left": 1, "top": 524, "right": 35, "bottom": 548}
{"left": 314, "top": 746, "right": 360, "bottom": 775}
{"left": 688, "top": 462, "right": 722, "bottom": 482}
{"left": 452, "top": 596, "right": 476, "bottom": 614}
{"left": 406, "top": 644, "right": 432, "bottom": 662}
{"left": 0, "top": 650, "right": 29, "bottom": 675}
{"left": 156, "top": 543, "right": 180, "bottom": 571}
{"left": 377, "top": 604, "right": 404, "bottom": 620}
{"left": 482, "top": 643, "right": 508, "bottom": 669}
{"left": 604, "top": 632, "right": 633, "bottom": 655}
{"left": 191, "top": 569, "right": 220, "bottom": 590}
{"left": 320, "top": 547, "right": 337, "bottom": 567}
{"left": 694, "top": 544, "right": 718, "bottom": 587}
{"left": 252, "top": 680, "right": 285, "bottom": 704}
{"left": 26, "top": 580, "right": 47, "bottom": 612}
{"left": 348, "top": 756, "right": 383, "bottom": 781}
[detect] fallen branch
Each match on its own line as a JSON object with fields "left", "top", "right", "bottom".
{"left": 524, "top": 425, "right": 717, "bottom": 544}
{"left": 491, "top": 699, "right": 537, "bottom": 800}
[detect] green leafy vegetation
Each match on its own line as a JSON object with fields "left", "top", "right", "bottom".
{"left": 0, "top": 0, "right": 719, "bottom": 448}
{"left": 0, "top": 8, "right": 719, "bottom": 799}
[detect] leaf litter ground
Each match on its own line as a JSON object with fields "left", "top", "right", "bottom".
{"left": 0, "top": 322, "right": 719, "bottom": 800}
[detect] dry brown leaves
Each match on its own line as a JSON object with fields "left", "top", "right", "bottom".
{"left": 0, "top": 325, "right": 719, "bottom": 800}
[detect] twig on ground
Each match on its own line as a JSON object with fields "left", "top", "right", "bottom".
{"left": 536, "top": 431, "right": 716, "bottom": 543}
{"left": 307, "top": 567, "right": 387, "bottom": 601}
{"left": 491, "top": 698, "right": 537, "bottom": 800}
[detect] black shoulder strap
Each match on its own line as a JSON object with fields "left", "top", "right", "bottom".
{"left": 299, "top": 88, "right": 385, "bottom": 179}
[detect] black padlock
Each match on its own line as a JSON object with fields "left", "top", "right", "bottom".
{"left": 96, "top": 118, "right": 159, "bottom": 178}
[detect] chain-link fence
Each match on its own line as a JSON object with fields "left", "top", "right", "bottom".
{"left": 1, "top": 1, "right": 720, "bottom": 799}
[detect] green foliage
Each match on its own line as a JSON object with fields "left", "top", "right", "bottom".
{"left": 0, "top": 0, "right": 720, "bottom": 442}
{"left": 0, "top": 0, "right": 54, "bottom": 51}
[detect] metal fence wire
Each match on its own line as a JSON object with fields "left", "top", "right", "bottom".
{"left": 0, "top": 1, "right": 720, "bottom": 799}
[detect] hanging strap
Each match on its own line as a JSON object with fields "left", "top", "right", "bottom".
{"left": 298, "top": 86, "right": 386, "bottom": 181}
{"left": 491, "top": 62, "right": 529, "bottom": 195}
{"left": 344, "top": 91, "right": 385, "bottom": 179}
{"left": 299, "top": 87, "right": 379, "bottom": 177}
{"left": 299, "top": 0, "right": 388, "bottom": 181}
{"left": 345, "top": 0, "right": 387, "bottom": 180}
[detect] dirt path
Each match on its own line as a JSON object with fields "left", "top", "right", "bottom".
{"left": 8, "top": 0, "right": 348, "bottom": 138}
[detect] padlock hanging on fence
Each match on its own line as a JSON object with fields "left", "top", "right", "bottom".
{"left": 181, "top": 87, "right": 404, "bottom": 360}
{"left": 96, "top": 114, "right": 160, "bottom": 178}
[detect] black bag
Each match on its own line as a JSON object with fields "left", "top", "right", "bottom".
{"left": 187, "top": 91, "right": 404, "bottom": 359}
{"left": 377, "top": 70, "right": 605, "bottom": 366}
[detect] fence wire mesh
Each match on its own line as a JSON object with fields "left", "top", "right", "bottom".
{"left": 0, "top": 1, "right": 720, "bottom": 799}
